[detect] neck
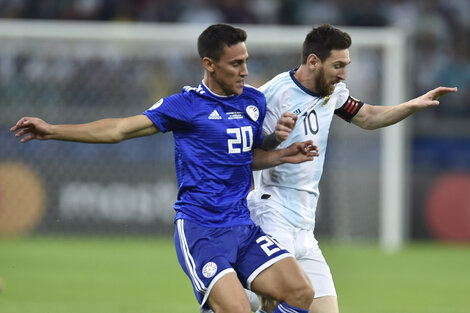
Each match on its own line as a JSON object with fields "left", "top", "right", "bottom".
{"left": 294, "top": 65, "right": 317, "bottom": 93}
{"left": 203, "top": 73, "right": 233, "bottom": 97}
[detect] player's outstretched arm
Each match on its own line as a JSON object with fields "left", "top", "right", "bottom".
{"left": 352, "top": 86, "right": 458, "bottom": 130}
{"left": 259, "top": 112, "right": 298, "bottom": 150}
{"left": 10, "top": 115, "right": 159, "bottom": 143}
{"left": 252, "top": 140, "right": 319, "bottom": 171}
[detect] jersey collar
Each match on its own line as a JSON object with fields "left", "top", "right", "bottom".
{"left": 200, "top": 81, "right": 237, "bottom": 99}
{"left": 289, "top": 68, "right": 322, "bottom": 97}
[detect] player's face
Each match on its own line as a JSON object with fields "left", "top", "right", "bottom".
{"left": 210, "top": 42, "right": 249, "bottom": 96}
{"left": 315, "top": 49, "right": 350, "bottom": 97}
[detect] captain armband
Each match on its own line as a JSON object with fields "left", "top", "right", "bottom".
{"left": 334, "top": 96, "right": 364, "bottom": 122}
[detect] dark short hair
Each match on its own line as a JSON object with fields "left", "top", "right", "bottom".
{"left": 301, "top": 24, "right": 352, "bottom": 63}
{"left": 197, "top": 24, "right": 247, "bottom": 61}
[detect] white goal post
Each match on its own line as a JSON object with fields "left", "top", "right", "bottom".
{"left": 0, "top": 20, "right": 407, "bottom": 250}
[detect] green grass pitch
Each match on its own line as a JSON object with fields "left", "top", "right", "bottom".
{"left": 0, "top": 236, "right": 469, "bottom": 313}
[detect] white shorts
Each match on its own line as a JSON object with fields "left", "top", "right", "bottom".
{"left": 250, "top": 208, "right": 337, "bottom": 298}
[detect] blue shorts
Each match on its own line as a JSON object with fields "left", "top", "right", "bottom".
{"left": 174, "top": 218, "right": 292, "bottom": 307}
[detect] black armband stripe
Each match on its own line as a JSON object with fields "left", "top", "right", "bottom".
{"left": 335, "top": 96, "right": 364, "bottom": 122}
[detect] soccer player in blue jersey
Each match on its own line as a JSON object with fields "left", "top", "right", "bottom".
{"left": 11, "top": 24, "right": 320, "bottom": 313}
{"left": 247, "top": 24, "right": 457, "bottom": 313}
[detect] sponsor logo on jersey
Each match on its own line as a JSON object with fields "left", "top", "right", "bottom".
{"left": 208, "top": 109, "right": 222, "bottom": 120}
{"left": 148, "top": 99, "right": 163, "bottom": 110}
{"left": 292, "top": 108, "right": 302, "bottom": 115}
{"left": 227, "top": 111, "right": 244, "bottom": 119}
{"left": 246, "top": 105, "right": 259, "bottom": 122}
{"left": 202, "top": 262, "right": 218, "bottom": 278}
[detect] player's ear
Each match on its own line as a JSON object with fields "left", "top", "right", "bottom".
{"left": 307, "top": 53, "right": 320, "bottom": 69}
{"left": 202, "top": 57, "right": 216, "bottom": 73}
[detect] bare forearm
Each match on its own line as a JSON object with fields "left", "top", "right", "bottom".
{"left": 11, "top": 115, "right": 158, "bottom": 143}
{"left": 252, "top": 148, "right": 284, "bottom": 170}
{"left": 49, "top": 118, "right": 126, "bottom": 143}
{"left": 252, "top": 141, "right": 318, "bottom": 170}
{"left": 352, "top": 102, "right": 417, "bottom": 130}
{"left": 47, "top": 115, "right": 157, "bottom": 143}
{"left": 352, "top": 86, "right": 458, "bottom": 130}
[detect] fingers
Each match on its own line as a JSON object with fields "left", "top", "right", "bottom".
{"left": 431, "top": 86, "right": 458, "bottom": 100}
{"left": 10, "top": 117, "right": 36, "bottom": 132}
{"left": 282, "top": 112, "right": 298, "bottom": 123}
{"left": 10, "top": 117, "right": 27, "bottom": 131}
{"left": 10, "top": 117, "right": 44, "bottom": 142}
{"left": 282, "top": 140, "right": 319, "bottom": 164}
{"left": 275, "top": 112, "right": 298, "bottom": 142}
{"left": 20, "top": 134, "right": 35, "bottom": 143}
{"left": 306, "top": 145, "right": 319, "bottom": 155}
{"left": 295, "top": 140, "right": 319, "bottom": 156}
{"left": 280, "top": 112, "right": 298, "bottom": 127}
{"left": 14, "top": 128, "right": 30, "bottom": 138}
{"left": 304, "top": 142, "right": 319, "bottom": 157}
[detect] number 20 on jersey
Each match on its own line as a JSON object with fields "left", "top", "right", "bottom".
{"left": 227, "top": 126, "right": 253, "bottom": 154}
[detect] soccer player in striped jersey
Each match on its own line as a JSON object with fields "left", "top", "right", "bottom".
{"left": 11, "top": 24, "right": 321, "bottom": 313}
{"left": 247, "top": 24, "right": 457, "bottom": 313}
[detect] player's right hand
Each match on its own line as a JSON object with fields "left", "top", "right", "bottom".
{"left": 281, "top": 140, "right": 319, "bottom": 164}
{"left": 10, "top": 117, "right": 52, "bottom": 142}
{"left": 274, "top": 111, "right": 298, "bottom": 142}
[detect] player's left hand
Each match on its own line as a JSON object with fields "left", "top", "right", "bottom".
{"left": 274, "top": 112, "right": 298, "bottom": 142}
{"left": 412, "top": 86, "right": 458, "bottom": 109}
{"left": 281, "top": 140, "right": 319, "bottom": 164}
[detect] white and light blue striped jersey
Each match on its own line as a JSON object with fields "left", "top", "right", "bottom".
{"left": 249, "top": 69, "right": 363, "bottom": 230}
{"left": 144, "top": 81, "right": 266, "bottom": 228}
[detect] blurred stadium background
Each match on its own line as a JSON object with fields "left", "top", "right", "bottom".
{"left": 0, "top": 0, "right": 469, "bottom": 312}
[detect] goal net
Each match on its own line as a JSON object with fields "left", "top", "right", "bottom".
{"left": 0, "top": 20, "right": 407, "bottom": 250}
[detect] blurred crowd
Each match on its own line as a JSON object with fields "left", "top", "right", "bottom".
{"left": 0, "top": 0, "right": 469, "bottom": 122}
{"left": 0, "top": 0, "right": 468, "bottom": 28}
{"left": 1, "top": 0, "right": 468, "bottom": 239}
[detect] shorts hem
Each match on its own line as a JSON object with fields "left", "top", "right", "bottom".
{"left": 246, "top": 253, "right": 293, "bottom": 289}
{"left": 200, "top": 268, "right": 235, "bottom": 307}
{"left": 313, "top": 292, "right": 337, "bottom": 299}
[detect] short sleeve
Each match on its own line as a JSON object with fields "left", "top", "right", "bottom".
{"left": 253, "top": 95, "right": 267, "bottom": 149}
{"left": 143, "top": 93, "right": 192, "bottom": 132}
{"left": 258, "top": 86, "right": 285, "bottom": 135}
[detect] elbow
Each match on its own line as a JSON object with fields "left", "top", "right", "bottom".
{"left": 108, "top": 128, "right": 129, "bottom": 143}
{"left": 355, "top": 118, "right": 380, "bottom": 130}
{"left": 96, "top": 132, "right": 124, "bottom": 143}
{"left": 361, "top": 122, "right": 380, "bottom": 130}
{"left": 110, "top": 135, "right": 125, "bottom": 143}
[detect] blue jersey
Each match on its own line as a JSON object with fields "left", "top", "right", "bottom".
{"left": 144, "top": 82, "right": 266, "bottom": 227}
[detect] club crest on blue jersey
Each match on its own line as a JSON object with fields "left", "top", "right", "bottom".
{"left": 202, "top": 262, "right": 218, "bottom": 278}
{"left": 246, "top": 105, "right": 259, "bottom": 122}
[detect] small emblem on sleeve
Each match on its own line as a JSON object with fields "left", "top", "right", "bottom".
{"left": 148, "top": 99, "right": 163, "bottom": 110}
{"left": 246, "top": 105, "right": 259, "bottom": 121}
{"left": 202, "top": 262, "right": 218, "bottom": 278}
